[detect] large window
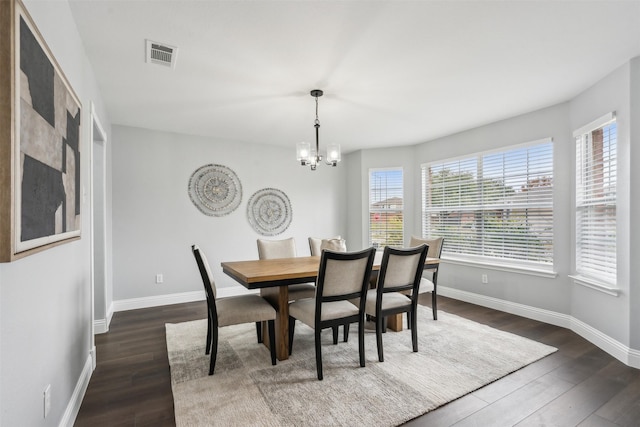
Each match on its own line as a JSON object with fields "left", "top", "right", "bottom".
{"left": 369, "top": 168, "right": 403, "bottom": 248}
{"left": 574, "top": 113, "right": 617, "bottom": 285}
{"left": 422, "top": 139, "right": 554, "bottom": 269}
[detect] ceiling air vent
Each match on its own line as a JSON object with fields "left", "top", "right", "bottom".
{"left": 146, "top": 40, "right": 178, "bottom": 68}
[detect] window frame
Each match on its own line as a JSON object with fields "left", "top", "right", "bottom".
{"left": 572, "top": 112, "right": 617, "bottom": 291}
{"left": 421, "top": 138, "right": 555, "bottom": 274}
{"left": 368, "top": 167, "right": 404, "bottom": 249}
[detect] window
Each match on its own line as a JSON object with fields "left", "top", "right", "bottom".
{"left": 369, "top": 168, "right": 403, "bottom": 248}
{"left": 574, "top": 113, "right": 617, "bottom": 285}
{"left": 422, "top": 139, "right": 554, "bottom": 269}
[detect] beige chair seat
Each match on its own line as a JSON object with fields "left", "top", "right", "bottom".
{"left": 290, "top": 299, "right": 359, "bottom": 326}
{"left": 418, "top": 277, "right": 435, "bottom": 293}
{"left": 217, "top": 294, "right": 277, "bottom": 327}
{"left": 364, "top": 292, "right": 410, "bottom": 314}
{"left": 287, "top": 283, "right": 316, "bottom": 300}
{"left": 401, "top": 277, "right": 434, "bottom": 296}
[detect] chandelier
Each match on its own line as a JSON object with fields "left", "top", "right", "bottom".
{"left": 296, "top": 89, "right": 341, "bottom": 170}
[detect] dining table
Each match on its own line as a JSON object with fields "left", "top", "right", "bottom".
{"left": 221, "top": 252, "right": 440, "bottom": 360}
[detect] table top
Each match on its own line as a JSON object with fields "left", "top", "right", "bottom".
{"left": 221, "top": 254, "right": 439, "bottom": 289}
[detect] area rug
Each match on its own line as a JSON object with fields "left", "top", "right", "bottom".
{"left": 166, "top": 306, "right": 556, "bottom": 427}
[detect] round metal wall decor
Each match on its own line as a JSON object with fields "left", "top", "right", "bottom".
{"left": 188, "top": 164, "right": 242, "bottom": 216}
{"left": 247, "top": 188, "right": 292, "bottom": 236}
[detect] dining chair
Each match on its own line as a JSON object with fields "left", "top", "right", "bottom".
{"left": 192, "top": 245, "right": 277, "bottom": 375}
{"left": 257, "top": 238, "right": 316, "bottom": 301}
{"left": 406, "top": 236, "right": 444, "bottom": 320}
{"left": 364, "top": 244, "right": 428, "bottom": 362}
{"left": 288, "top": 247, "right": 376, "bottom": 380}
{"left": 308, "top": 236, "right": 346, "bottom": 256}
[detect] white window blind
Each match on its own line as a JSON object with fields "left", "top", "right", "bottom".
{"left": 575, "top": 114, "right": 616, "bottom": 285}
{"left": 422, "top": 139, "right": 554, "bottom": 268}
{"left": 369, "top": 168, "right": 403, "bottom": 248}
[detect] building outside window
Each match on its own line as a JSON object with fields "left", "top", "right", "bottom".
{"left": 422, "top": 139, "right": 554, "bottom": 270}
{"left": 369, "top": 168, "right": 403, "bottom": 248}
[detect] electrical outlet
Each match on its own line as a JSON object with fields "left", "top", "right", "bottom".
{"left": 481, "top": 274, "right": 488, "bottom": 284}
{"left": 156, "top": 274, "right": 163, "bottom": 284}
{"left": 43, "top": 384, "right": 51, "bottom": 419}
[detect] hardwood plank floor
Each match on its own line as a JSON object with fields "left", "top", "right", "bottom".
{"left": 75, "top": 296, "right": 639, "bottom": 426}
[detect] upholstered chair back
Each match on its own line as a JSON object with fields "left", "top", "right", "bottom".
{"left": 257, "top": 237, "right": 296, "bottom": 259}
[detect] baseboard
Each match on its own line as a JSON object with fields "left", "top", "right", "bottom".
{"left": 111, "top": 287, "right": 255, "bottom": 312}
{"left": 439, "top": 286, "right": 572, "bottom": 328}
{"left": 440, "top": 286, "right": 640, "bottom": 369}
{"left": 94, "top": 302, "right": 115, "bottom": 334}
{"left": 112, "top": 290, "right": 205, "bottom": 312}
{"left": 94, "top": 319, "right": 108, "bottom": 334}
{"left": 59, "top": 354, "right": 93, "bottom": 427}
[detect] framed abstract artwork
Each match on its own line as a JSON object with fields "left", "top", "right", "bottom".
{"left": 0, "top": 0, "right": 82, "bottom": 262}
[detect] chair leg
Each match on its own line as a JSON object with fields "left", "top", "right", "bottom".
{"left": 343, "top": 323, "right": 349, "bottom": 342}
{"left": 406, "top": 311, "right": 412, "bottom": 330}
{"left": 205, "top": 309, "right": 212, "bottom": 355}
{"left": 411, "top": 309, "right": 418, "bottom": 352}
{"left": 359, "top": 319, "right": 366, "bottom": 367}
{"left": 375, "top": 315, "right": 384, "bottom": 362}
{"left": 288, "top": 316, "right": 296, "bottom": 356}
{"left": 432, "top": 290, "right": 438, "bottom": 320}
{"left": 315, "top": 329, "right": 323, "bottom": 380}
{"left": 256, "top": 321, "right": 263, "bottom": 343}
{"left": 268, "top": 320, "right": 277, "bottom": 365}
{"left": 209, "top": 327, "right": 218, "bottom": 375}
{"left": 332, "top": 326, "right": 339, "bottom": 344}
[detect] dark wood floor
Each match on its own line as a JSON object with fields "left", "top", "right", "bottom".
{"left": 75, "top": 295, "right": 640, "bottom": 426}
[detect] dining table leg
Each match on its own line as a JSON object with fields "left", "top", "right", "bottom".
{"left": 260, "top": 285, "right": 290, "bottom": 361}
{"left": 387, "top": 314, "right": 403, "bottom": 331}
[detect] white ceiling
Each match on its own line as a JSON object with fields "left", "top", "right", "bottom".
{"left": 68, "top": 0, "right": 640, "bottom": 154}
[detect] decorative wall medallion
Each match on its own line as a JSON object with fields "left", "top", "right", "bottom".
{"left": 188, "top": 164, "right": 242, "bottom": 216}
{"left": 247, "top": 188, "right": 292, "bottom": 236}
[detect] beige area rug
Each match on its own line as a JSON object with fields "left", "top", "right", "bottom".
{"left": 166, "top": 306, "right": 556, "bottom": 427}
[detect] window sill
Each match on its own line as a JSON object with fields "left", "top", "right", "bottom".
{"left": 441, "top": 256, "right": 558, "bottom": 278}
{"left": 569, "top": 275, "right": 620, "bottom": 297}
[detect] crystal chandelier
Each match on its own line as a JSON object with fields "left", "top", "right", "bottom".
{"left": 296, "top": 89, "right": 341, "bottom": 170}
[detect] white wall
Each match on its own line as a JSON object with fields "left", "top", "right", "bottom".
{"left": 111, "top": 125, "right": 347, "bottom": 301}
{"left": 0, "top": 1, "right": 111, "bottom": 426}
{"left": 569, "top": 62, "right": 631, "bottom": 345}
{"left": 628, "top": 57, "right": 640, "bottom": 349}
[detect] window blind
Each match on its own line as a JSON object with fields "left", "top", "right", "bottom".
{"left": 369, "top": 168, "right": 403, "bottom": 248}
{"left": 422, "top": 139, "right": 554, "bottom": 267}
{"left": 575, "top": 115, "right": 617, "bottom": 284}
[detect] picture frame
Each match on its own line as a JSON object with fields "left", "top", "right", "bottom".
{"left": 0, "top": 0, "right": 82, "bottom": 262}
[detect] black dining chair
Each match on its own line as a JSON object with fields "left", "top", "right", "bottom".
{"left": 364, "top": 244, "right": 428, "bottom": 362}
{"left": 288, "top": 247, "right": 376, "bottom": 380}
{"left": 192, "top": 245, "right": 277, "bottom": 375}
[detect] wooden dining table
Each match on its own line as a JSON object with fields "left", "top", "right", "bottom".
{"left": 221, "top": 253, "right": 440, "bottom": 360}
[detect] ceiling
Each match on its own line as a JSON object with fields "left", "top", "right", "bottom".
{"left": 68, "top": 0, "right": 640, "bottom": 154}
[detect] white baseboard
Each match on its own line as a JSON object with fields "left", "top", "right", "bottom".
{"left": 439, "top": 287, "right": 572, "bottom": 328}
{"left": 111, "top": 287, "right": 255, "bottom": 313}
{"left": 113, "top": 290, "right": 205, "bottom": 312}
{"left": 60, "top": 354, "right": 93, "bottom": 427}
{"left": 93, "top": 303, "right": 115, "bottom": 334}
{"left": 440, "top": 286, "right": 640, "bottom": 369}
{"left": 94, "top": 319, "right": 108, "bottom": 334}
